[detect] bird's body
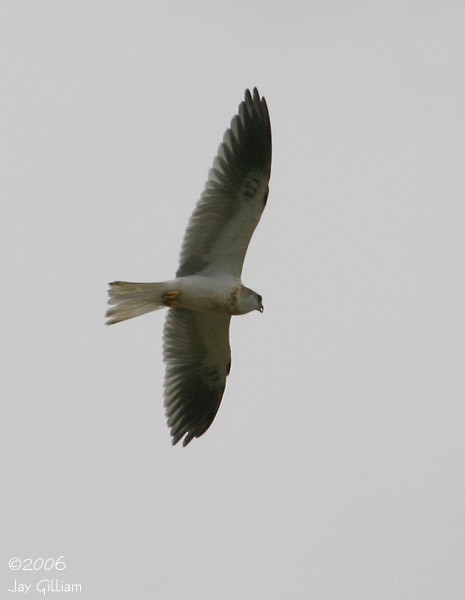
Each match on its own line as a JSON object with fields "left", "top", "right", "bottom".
{"left": 106, "top": 88, "right": 272, "bottom": 446}
{"left": 108, "top": 276, "right": 261, "bottom": 316}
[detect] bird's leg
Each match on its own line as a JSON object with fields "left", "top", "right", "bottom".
{"left": 162, "top": 290, "right": 181, "bottom": 308}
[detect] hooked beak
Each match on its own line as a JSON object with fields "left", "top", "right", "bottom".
{"left": 258, "top": 302, "right": 264, "bottom": 313}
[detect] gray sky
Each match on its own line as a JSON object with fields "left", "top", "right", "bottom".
{"left": 2, "top": 1, "right": 465, "bottom": 598}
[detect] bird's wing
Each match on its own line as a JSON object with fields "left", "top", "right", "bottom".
{"left": 176, "top": 88, "right": 272, "bottom": 279}
{"left": 163, "top": 308, "right": 232, "bottom": 446}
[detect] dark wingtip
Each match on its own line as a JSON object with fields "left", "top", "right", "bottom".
{"left": 169, "top": 432, "right": 194, "bottom": 447}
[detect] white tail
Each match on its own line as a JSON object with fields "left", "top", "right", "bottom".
{"left": 106, "top": 281, "right": 168, "bottom": 325}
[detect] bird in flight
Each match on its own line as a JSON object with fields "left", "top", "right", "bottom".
{"left": 106, "top": 88, "right": 272, "bottom": 446}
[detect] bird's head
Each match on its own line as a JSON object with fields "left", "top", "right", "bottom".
{"left": 238, "top": 286, "right": 263, "bottom": 314}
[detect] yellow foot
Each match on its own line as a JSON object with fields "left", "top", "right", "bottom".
{"left": 162, "top": 290, "right": 181, "bottom": 308}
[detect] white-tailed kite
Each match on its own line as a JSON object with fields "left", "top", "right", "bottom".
{"left": 106, "top": 88, "right": 272, "bottom": 446}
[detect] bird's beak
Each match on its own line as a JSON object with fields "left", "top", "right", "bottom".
{"left": 259, "top": 303, "right": 264, "bottom": 313}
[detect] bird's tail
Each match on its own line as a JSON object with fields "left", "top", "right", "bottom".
{"left": 106, "top": 281, "right": 169, "bottom": 325}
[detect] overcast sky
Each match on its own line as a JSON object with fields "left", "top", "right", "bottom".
{"left": 2, "top": 1, "right": 465, "bottom": 599}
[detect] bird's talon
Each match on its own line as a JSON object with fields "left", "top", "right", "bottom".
{"left": 162, "top": 291, "right": 181, "bottom": 308}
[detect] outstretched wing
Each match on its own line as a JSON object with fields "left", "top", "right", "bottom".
{"left": 176, "top": 88, "right": 272, "bottom": 279}
{"left": 163, "top": 308, "right": 232, "bottom": 446}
